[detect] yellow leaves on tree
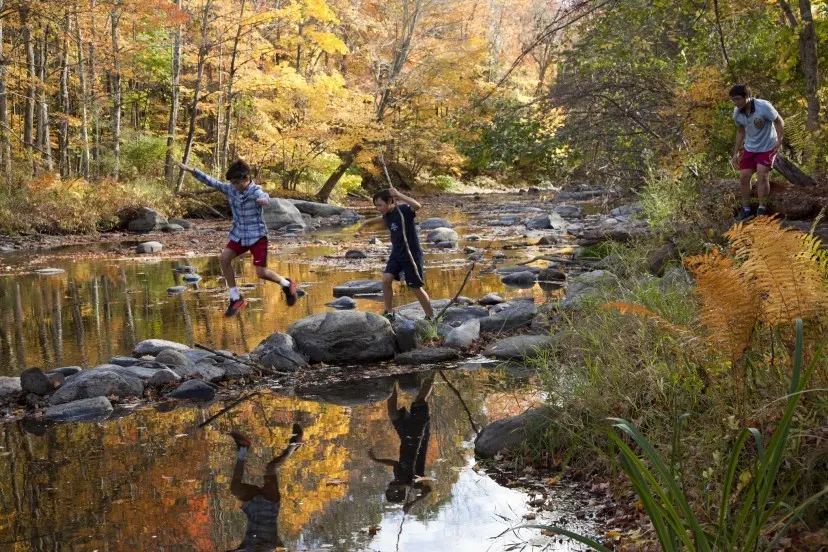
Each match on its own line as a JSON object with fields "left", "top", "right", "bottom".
{"left": 687, "top": 216, "right": 828, "bottom": 360}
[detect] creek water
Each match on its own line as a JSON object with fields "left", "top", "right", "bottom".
{"left": 0, "top": 194, "right": 600, "bottom": 551}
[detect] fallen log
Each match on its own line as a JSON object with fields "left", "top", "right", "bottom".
{"left": 774, "top": 154, "right": 816, "bottom": 186}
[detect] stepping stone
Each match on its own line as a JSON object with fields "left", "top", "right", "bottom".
{"left": 332, "top": 280, "right": 383, "bottom": 297}
{"left": 35, "top": 268, "right": 65, "bottom": 275}
{"left": 136, "top": 242, "right": 163, "bottom": 254}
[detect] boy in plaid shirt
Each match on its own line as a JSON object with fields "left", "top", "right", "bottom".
{"left": 177, "top": 160, "right": 299, "bottom": 316}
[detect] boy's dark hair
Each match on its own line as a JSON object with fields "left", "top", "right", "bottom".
{"left": 372, "top": 189, "right": 394, "bottom": 204}
{"left": 225, "top": 159, "right": 251, "bottom": 182}
{"left": 729, "top": 84, "right": 751, "bottom": 98}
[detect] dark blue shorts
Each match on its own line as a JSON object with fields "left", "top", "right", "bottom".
{"left": 384, "top": 255, "right": 425, "bottom": 288}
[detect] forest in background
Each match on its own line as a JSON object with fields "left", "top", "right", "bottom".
{"left": 0, "top": 0, "right": 826, "bottom": 233}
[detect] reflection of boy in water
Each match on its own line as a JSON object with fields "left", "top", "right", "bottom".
{"left": 369, "top": 373, "right": 435, "bottom": 513}
{"left": 228, "top": 424, "right": 303, "bottom": 551}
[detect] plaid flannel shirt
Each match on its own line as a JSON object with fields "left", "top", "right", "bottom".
{"left": 192, "top": 170, "right": 270, "bottom": 247}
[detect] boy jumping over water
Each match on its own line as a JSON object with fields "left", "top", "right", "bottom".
{"left": 177, "top": 160, "right": 299, "bottom": 316}
{"left": 362, "top": 187, "right": 435, "bottom": 321}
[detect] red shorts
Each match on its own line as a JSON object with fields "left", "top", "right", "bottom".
{"left": 739, "top": 149, "right": 776, "bottom": 171}
{"left": 226, "top": 237, "right": 268, "bottom": 267}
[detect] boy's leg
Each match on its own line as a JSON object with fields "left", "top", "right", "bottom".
{"left": 230, "top": 432, "right": 262, "bottom": 501}
{"left": 250, "top": 237, "right": 299, "bottom": 306}
{"left": 382, "top": 272, "right": 396, "bottom": 315}
{"left": 220, "top": 247, "right": 240, "bottom": 293}
{"left": 756, "top": 163, "right": 772, "bottom": 209}
{"left": 411, "top": 288, "right": 435, "bottom": 319}
{"left": 261, "top": 424, "right": 304, "bottom": 502}
{"left": 404, "top": 256, "right": 434, "bottom": 319}
{"left": 738, "top": 168, "right": 755, "bottom": 209}
{"left": 413, "top": 373, "right": 435, "bottom": 404}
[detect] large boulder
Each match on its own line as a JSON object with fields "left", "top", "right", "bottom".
{"left": 250, "top": 332, "right": 309, "bottom": 372}
{"left": 479, "top": 301, "right": 538, "bottom": 333}
{"left": 169, "top": 380, "right": 217, "bottom": 401}
{"left": 445, "top": 319, "right": 480, "bottom": 350}
{"left": 127, "top": 207, "right": 168, "bottom": 233}
{"left": 474, "top": 407, "right": 551, "bottom": 458}
{"left": 155, "top": 349, "right": 194, "bottom": 367}
{"left": 288, "top": 200, "right": 356, "bottom": 218}
{"left": 133, "top": 339, "right": 189, "bottom": 357}
{"left": 49, "top": 368, "right": 144, "bottom": 405}
{"left": 263, "top": 199, "right": 306, "bottom": 231}
{"left": 426, "top": 227, "right": 459, "bottom": 243}
{"left": 43, "top": 396, "right": 114, "bottom": 422}
{"left": 288, "top": 311, "right": 397, "bottom": 364}
{"left": 393, "top": 317, "right": 420, "bottom": 353}
{"left": 0, "top": 376, "right": 22, "bottom": 404}
{"left": 148, "top": 369, "right": 182, "bottom": 386}
{"left": 440, "top": 306, "right": 489, "bottom": 326}
{"left": 525, "top": 213, "right": 567, "bottom": 230}
{"left": 20, "top": 368, "right": 54, "bottom": 395}
{"left": 395, "top": 347, "right": 461, "bottom": 365}
{"left": 501, "top": 271, "right": 537, "bottom": 286}
{"left": 419, "top": 217, "right": 453, "bottom": 230}
{"left": 332, "top": 280, "right": 383, "bottom": 297}
{"left": 136, "top": 241, "right": 163, "bottom": 254}
{"left": 483, "top": 334, "right": 559, "bottom": 360}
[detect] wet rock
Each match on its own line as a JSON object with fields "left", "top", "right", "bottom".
{"left": 525, "top": 213, "right": 567, "bottom": 230}
{"left": 0, "top": 376, "right": 22, "bottom": 403}
{"left": 419, "top": 217, "right": 453, "bottom": 229}
{"left": 43, "top": 396, "right": 114, "bottom": 422}
{"left": 475, "top": 407, "right": 551, "bottom": 458}
{"left": 155, "top": 349, "right": 194, "bottom": 367}
{"left": 289, "top": 200, "right": 356, "bottom": 218}
{"left": 49, "top": 369, "right": 144, "bottom": 405}
{"left": 345, "top": 249, "right": 367, "bottom": 260}
{"left": 395, "top": 347, "right": 461, "bottom": 366}
{"left": 20, "top": 368, "right": 54, "bottom": 395}
{"left": 609, "top": 202, "right": 644, "bottom": 218}
{"left": 35, "top": 268, "right": 66, "bottom": 275}
{"left": 489, "top": 216, "right": 521, "bottom": 226}
{"left": 647, "top": 242, "right": 679, "bottom": 277}
{"left": 536, "top": 235, "right": 558, "bottom": 246}
{"left": 440, "top": 306, "right": 489, "bottom": 326}
{"left": 468, "top": 253, "right": 484, "bottom": 261}
{"left": 133, "top": 339, "right": 189, "bottom": 356}
{"left": 502, "top": 271, "right": 537, "bottom": 286}
{"left": 332, "top": 279, "right": 383, "bottom": 297}
{"left": 107, "top": 365, "right": 168, "bottom": 380}
{"left": 553, "top": 204, "right": 582, "bottom": 217}
{"left": 426, "top": 227, "right": 459, "bottom": 243}
{"left": 463, "top": 246, "right": 481, "bottom": 254}
{"left": 169, "top": 380, "right": 217, "bottom": 401}
{"left": 108, "top": 356, "right": 140, "bottom": 367}
{"left": 445, "top": 319, "right": 480, "bottom": 350}
{"left": 47, "top": 366, "right": 82, "bottom": 377}
{"left": 467, "top": 234, "right": 481, "bottom": 241}
{"left": 393, "top": 317, "right": 420, "bottom": 353}
{"left": 325, "top": 296, "right": 357, "bottom": 309}
{"left": 161, "top": 223, "right": 184, "bottom": 233}
{"left": 298, "top": 377, "right": 394, "bottom": 406}
{"left": 169, "top": 218, "right": 195, "bottom": 229}
{"left": 250, "top": 332, "right": 309, "bottom": 372}
{"left": 538, "top": 267, "right": 566, "bottom": 281}
{"left": 479, "top": 301, "right": 538, "bottom": 333}
{"left": 484, "top": 334, "right": 559, "bottom": 360}
{"left": 479, "top": 293, "right": 505, "bottom": 305}
{"left": 174, "top": 265, "right": 197, "bottom": 274}
{"left": 222, "top": 362, "right": 256, "bottom": 380}
{"left": 167, "top": 286, "right": 187, "bottom": 295}
{"left": 436, "top": 241, "right": 456, "bottom": 249}
{"left": 180, "top": 349, "right": 217, "bottom": 364}
{"left": 497, "top": 265, "right": 542, "bottom": 275}
{"left": 263, "top": 199, "right": 306, "bottom": 231}
{"left": 173, "top": 363, "right": 226, "bottom": 383}
{"left": 127, "top": 207, "right": 168, "bottom": 233}
{"left": 148, "top": 369, "right": 181, "bottom": 386}
{"left": 136, "top": 241, "right": 163, "bottom": 254}
{"left": 562, "top": 270, "right": 614, "bottom": 308}
{"left": 288, "top": 311, "right": 397, "bottom": 364}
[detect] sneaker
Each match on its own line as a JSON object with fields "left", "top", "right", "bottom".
{"left": 289, "top": 423, "right": 304, "bottom": 446}
{"left": 225, "top": 296, "right": 248, "bottom": 317}
{"left": 756, "top": 205, "right": 769, "bottom": 217}
{"left": 283, "top": 279, "right": 299, "bottom": 306}
{"left": 735, "top": 207, "right": 754, "bottom": 222}
{"left": 230, "top": 431, "right": 253, "bottom": 448}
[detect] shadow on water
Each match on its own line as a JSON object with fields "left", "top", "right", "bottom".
{"left": 0, "top": 369, "right": 593, "bottom": 551}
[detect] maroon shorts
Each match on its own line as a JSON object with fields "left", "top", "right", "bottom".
{"left": 226, "top": 237, "right": 268, "bottom": 267}
{"left": 739, "top": 149, "right": 776, "bottom": 171}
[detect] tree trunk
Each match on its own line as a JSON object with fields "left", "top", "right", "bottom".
{"left": 221, "top": 0, "right": 245, "bottom": 175}
{"left": 164, "top": 0, "right": 183, "bottom": 185}
{"left": 89, "top": 0, "right": 100, "bottom": 176}
{"left": 111, "top": 4, "right": 121, "bottom": 179}
{"left": 36, "top": 28, "right": 54, "bottom": 172}
{"left": 375, "top": 0, "right": 424, "bottom": 121}
{"left": 75, "top": 0, "right": 90, "bottom": 179}
{"left": 59, "top": 11, "right": 71, "bottom": 177}
{"left": 797, "top": 0, "right": 819, "bottom": 129}
{"left": 21, "top": 7, "right": 35, "bottom": 156}
{"left": 175, "top": 0, "right": 213, "bottom": 193}
{"left": 315, "top": 145, "right": 362, "bottom": 202}
{"left": 0, "top": 0, "right": 11, "bottom": 186}
{"left": 774, "top": 154, "right": 817, "bottom": 186}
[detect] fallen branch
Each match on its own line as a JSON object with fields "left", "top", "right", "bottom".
{"left": 433, "top": 261, "right": 476, "bottom": 322}
{"left": 194, "top": 342, "right": 291, "bottom": 376}
{"left": 183, "top": 197, "right": 227, "bottom": 219}
{"left": 437, "top": 370, "right": 480, "bottom": 436}
{"left": 197, "top": 391, "right": 261, "bottom": 429}
{"left": 516, "top": 255, "right": 596, "bottom": 266}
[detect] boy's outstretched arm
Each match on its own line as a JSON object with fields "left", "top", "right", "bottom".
{"left": 390, "top": 187, "right": 421, "bottom": 211}
{"left": 176, "top": 161, "right": 233, "bottom": 195}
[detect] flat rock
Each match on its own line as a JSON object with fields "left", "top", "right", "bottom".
{"left": 436, "top": 241, "right": 456, "bottom": 249}
{"left": 426, "top": 227, "right": 459, "bottom": 243}
{"left": 445, "top": 319, "right": 480, "bottom": 350}
{"left": 332, "top": 280, "right": 383, "bottom": 297}
{"left": 345, "top": 249, "right": 367, "bottom": 260}
{"left": 173, "top": 363, "right": 226, "bottom": 383}
{"left": 502, "top": 271, "right": 537, "bottom": 286}
{"left": 484, "top": 334, "right": 559, "bottom": 360}
{"left": 0, "top": 376, "right": 22, "bottom": 403}
{"left": 169, "top": 380, "right": 217, "bottom": 401}
{"left": 49, "top": 369, "right": 144, "bottom": 405}
{"left": 47, "top": 366, "right": 82, "bottom": 377}
{"left": 288, "top": 311, "right": 396, "bottom": 364}
{"left": 538, "top": 267, "right": 566, "bottom": 281}
{"left": 475, "top": 407, "right": 551, "bottom": 458}
{"left": 35, "top": 268, "right": 66, "bottom": 275}
{"left": 418, "top": 217, "right": 453, "bottom": 230}
{"left": 161, "top": 223, "right": 184, "bottom": 233}
{"left": 182, "top": 273, "right": 202, "bottom": 283}
{"left": 250, "top": 332, "right": 309, "bottom": 372}
{"left": 20, "top": 368, "right": 54, "bottom": 395}
{"left": 289, "top": 199, "right": 356, "bottom": 218}
{"left": 136, "top": 241, "right": 163, "bottom": 254}
{"left": 180, "top": 349, "right": 216, "bottom": 364}
{"left": 440, "top": 306, "right": 489, "bottom": 326}
{"left": 43, "top": 396, "right": 114, "bottom": 422}
{"left": 525, "top": 214, "right": 567, "bottom": 230}
{"left": 325, "top": 296, "right": 357, "bottom": 309}
{"left": 133, "top": 339, "right": 189, "bottom": 356}
{"left": 148, "top": 369, "right": 181, "bottom": 386}
{"left": 395, "top": 347, "right": 461, "bottom": 366}
{"left": 169, "top": 218, "right": 195, "bottom": 229}
{"left": 155, "top": 349, "right": 194, "bottom": 367}
{"left": 553, "top": 205, "right": 582, "bottom": 217}
{"left": 479, "top": 301, "right": 538, "bottom": 333}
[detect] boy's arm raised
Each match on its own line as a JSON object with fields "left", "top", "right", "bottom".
{"left": 176, "top": 162, "right": 233, "bottom": 195}
{"left": 390, "top": 188, "right": 421, "bottom": 211}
